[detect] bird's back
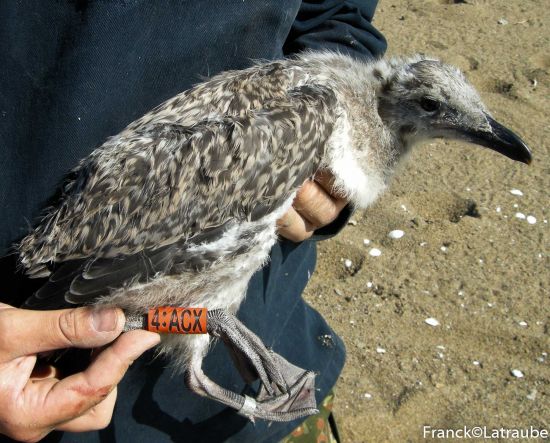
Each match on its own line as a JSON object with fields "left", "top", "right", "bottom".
{"left": 18, "top": 56, "right": 341, "bottom": 309}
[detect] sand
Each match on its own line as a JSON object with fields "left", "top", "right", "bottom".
{"left": 302, "top": 1, "right": 549, "bottom": 441}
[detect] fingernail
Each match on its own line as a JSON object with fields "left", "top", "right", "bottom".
{"left": 92, "top": 308, "right": 120, "bottom": 332}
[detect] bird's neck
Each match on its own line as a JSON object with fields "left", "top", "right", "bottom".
{"left": 324, "top": 77, "right": 406, "bottom": 209}
{"left": 323, "top": 108, "right": 397, "bottom": 210}
{"left": 301, "top": 53, "right": 410, "bottom": 208}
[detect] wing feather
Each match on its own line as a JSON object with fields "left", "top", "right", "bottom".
{"left": 20, "top": 84, "right": 338, "bottom": 307}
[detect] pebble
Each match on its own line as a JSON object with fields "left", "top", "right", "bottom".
{"left": 376, "top": 346, "right": 386, "bottom": 354}
{"left": 388, "top": 229, "right": 404, "bottom": 239}
{"left": 440, "top": 246, "right": 448, "bottom": 252}
{"left": 496, "top": 206, "right": 501, "bottom": 213}
{"left": 363, "top": 393, "right": 372, "bottom": 399}
{"left": 363, "top": 238, "right": 371, "bottom": 245}
{"left": 425, "top": 317, "right": 440, "bottom": 327}
{"left": 511, "top": 369, "right": 524, "bottom": 378}
{"left": 510, "top": 189, "right": 523, "bottom": 196}
{"left": 436, "top": 345, "right": 446, "bottom": 350}
{"left": 369, "top": 248, "right": 382, "bottom": 257}
{"left": 367, "top": 281, "right": 373, "bottom": 288}
{"left": 518, "top": 321, "right": 528, "bottom": 327}
{"left": 348, "top": 219, "right": 357, "bottom": 226}
{"left": 515, "top": 212, "right": 526, "bottom": 220}
{"left": 527, "top": 389, "right": 537, "bottom": 401}
{"left": 400, "top": 204, "right": 407, "bottom": 211}
{"left": 473, "top": 360, "right": 481, "bottom": 366}
{"left": 526, "top": 215, "right": 536, "bottom": 224}
{"left": 344, "top": 259, "right": 353, "bottom": 268}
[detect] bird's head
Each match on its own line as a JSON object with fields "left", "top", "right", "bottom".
{"left": 376, "top": 56, "right": 532, "bottom": 164}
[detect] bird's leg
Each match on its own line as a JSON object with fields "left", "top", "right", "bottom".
{"left": 183, "top": 309, "right": 319, "bottom": 421}
{"left": 206, "top": 309, "right": 286, "bottom": 395}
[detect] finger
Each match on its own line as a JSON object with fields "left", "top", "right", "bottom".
{"left": 293, "top": 180, "right": 347, "bottom": 229}
{"left": 0, "top": 302, "right": 13, "bottom": 311}
{"left": 55, "top": 387, "right": 117, "bottom": 432}
{"left": 0, "top": 354, "right": 37, "bottom": 394}
{"left": 38, "top": 330, "right": 159, "bottom": 426}
{"left": 31, "top": 362, "right": 61, "bottom": 380}
{"left": 0, "top": 306, "right": 125, "bottom": 361}
{"left": 277, "top": 207, "right": 314, "bottom": 242}
{"left": 313, "top": 170, "right": 348, "bottom": 200}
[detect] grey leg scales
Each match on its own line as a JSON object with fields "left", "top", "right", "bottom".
{"left": 124, "top": 309, "right": 318, "bottom": 422}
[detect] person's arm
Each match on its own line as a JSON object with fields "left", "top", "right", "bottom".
{"left": 283, "top": 0, "right": 387, "bottom": 59}
{"left": 277, "top": 0, "right": 386, "bottom": 242}
{"left": 0, "top": 304, "right": 159, "bottom": 441}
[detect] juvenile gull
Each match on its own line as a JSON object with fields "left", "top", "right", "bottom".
{"left": 18, "top": 51, "right": 532, "bottom": 421}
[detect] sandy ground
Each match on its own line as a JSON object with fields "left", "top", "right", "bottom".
{"left": 302, "top": 1, "right": 549, "bottom": 441}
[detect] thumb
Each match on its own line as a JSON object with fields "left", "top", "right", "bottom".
{"left": 0, "top": 305, "right": 125, "bottom": 361}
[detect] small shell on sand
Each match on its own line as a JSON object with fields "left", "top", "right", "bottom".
{"left": 344, "top": 259, "right": 353, "bottom": 268}
{"left": 511, "top": 369, "right": 524, "bottom": 378}
{"left": 376, "top": 346, "right": 386, "bottom": 354}
{"left": 527, "top": 215, "right": 537, "bottom": 224}
{"left": 515, "top": 212, "right": 526, "bottom": 219}
{"left": 425, "top": 317, "right": 440, "bottom": 327}
{"left": 510, "top": 189, "right": 524, "bottom": 196}
{"left": 369, "top": 248, "right": 382, "bottom": 257}
{"left": 363, "top": 239, "right": 371, "bottom": 245}
{"left": 388, "top": 229, "right": 405, "bottom": 239}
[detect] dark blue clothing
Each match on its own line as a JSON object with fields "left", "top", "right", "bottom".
{"left": 0, "top": 1, "right": 385, "bottom": 442}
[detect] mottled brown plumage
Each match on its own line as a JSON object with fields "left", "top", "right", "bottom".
{"left": 18, "top": 51, "right": 531, "bottom": 421}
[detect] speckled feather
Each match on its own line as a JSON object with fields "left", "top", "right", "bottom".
{"left": 16, "top": 50, "right": 519, "bottom": 383}
{"left": 19, "top": 56, "right": 346, "bottom": 308}
{"left": 19, "top": 51, "right": 493, "bottom": 315}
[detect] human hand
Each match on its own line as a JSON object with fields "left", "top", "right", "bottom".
{"left": 0, "top": 303, "right": 160, "bottom": 442}
{"left": 277, "top": 170, "right": 348, "bottom": 242}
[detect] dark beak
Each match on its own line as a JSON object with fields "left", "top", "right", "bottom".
{"left": 463, "top": 115, "right": 532, "bottom": 164}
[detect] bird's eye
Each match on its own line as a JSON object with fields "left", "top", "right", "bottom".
{"left": 419, "top": 98, "right": 441, "bottom": 112}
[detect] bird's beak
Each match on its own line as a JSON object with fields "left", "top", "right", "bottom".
{"left": 461, "top": 114, "right": 532, "bottom": 164}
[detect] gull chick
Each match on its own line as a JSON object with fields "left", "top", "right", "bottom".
{"left": 18, "top": 52, "right": 532, "bottom": 421}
